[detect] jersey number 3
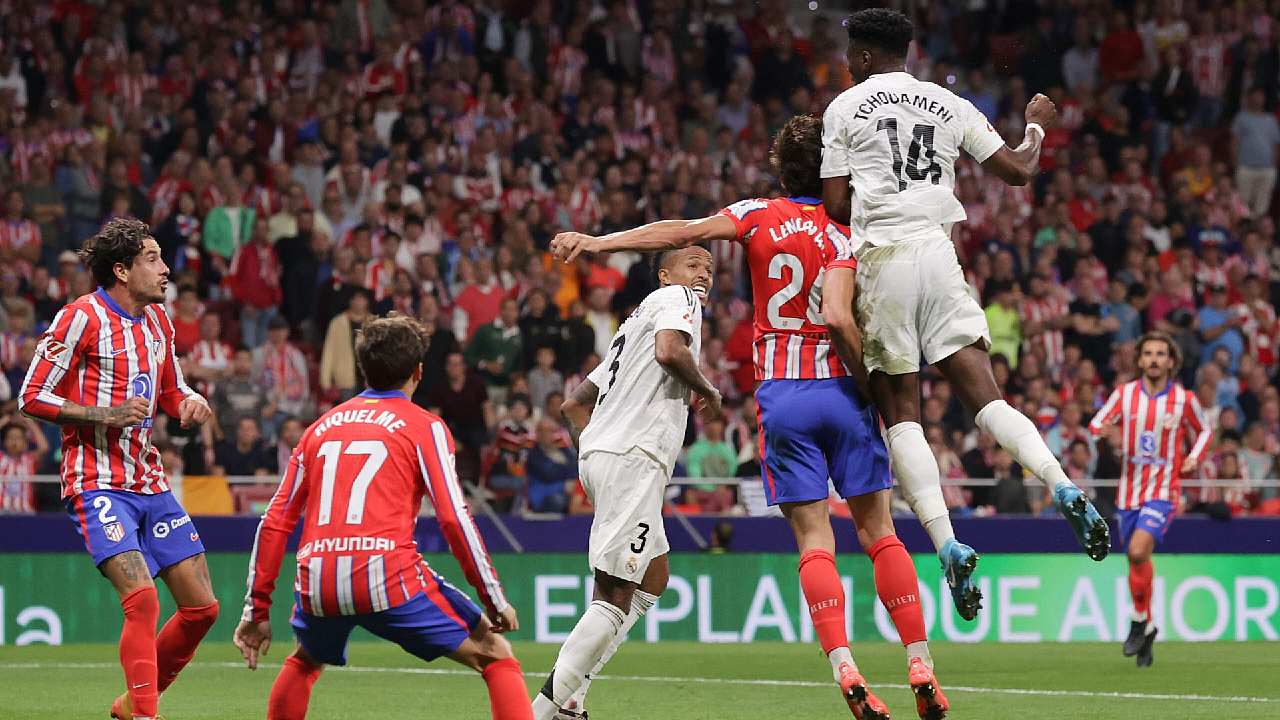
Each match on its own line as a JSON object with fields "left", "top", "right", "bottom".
{"left": 316, "top": 440, "right": 389, "bottom": 526}
{"left": 877, "top": 118, "right": 942, "bottom": 191}
{"left": 598, "top": 334, "right": 626, "bottom": 405}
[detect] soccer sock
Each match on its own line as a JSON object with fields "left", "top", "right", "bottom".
{"left": 155, "top": 601, "right": 218, "bottom": 693}
{"left": 975, "top": 400, "right": 1070, "bottom": 490}
{"left": 267, "top": 655, "right": 322, "bottom": 720}
{"left": 569, "top": 590, "right": 658, "bottom": 711}
{"left": 1129, "top": 560, "right": 1154, "bottom": 622}
{"left": 885, "top": 422, "right": 954, "bottom": 552}
{"left": 533, "top": 601, "right": 626, "bottom": 720}
{"left": 482, "top": 657, "right": 534, "bottom": 720}
{"left": 797, "top": 549, "right": 856, "bottom": 680}
{"left": 119, "top": 586, "right": 161, "bottom": 719}
{"left": 868, "top": 535, "right": 928, "bottom": 654}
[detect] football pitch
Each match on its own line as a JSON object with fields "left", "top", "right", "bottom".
{"left": 1, "top": 641, "right": 1276, "bottom": 719}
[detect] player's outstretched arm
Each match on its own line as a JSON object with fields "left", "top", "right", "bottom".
{"left": 821, "top": 268, "right": 872, "bottom": 398}
{"left": 980, "top": 93, "right": 1056, "bottom": 186}
{"left": 561, "top": 379, "right": 599, "bottom": 449}
{"left": 655, "top": 329, "right": 722, "bottom": 420}
{"left": 551, "top": 214, "right": 738, "bottom": 263}
{"left": 23, "top": 396, "right": 151, "bottom": 428}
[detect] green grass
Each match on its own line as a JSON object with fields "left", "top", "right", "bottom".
{"left": 1, "top": 641, "right": 1276, "bottom": 719}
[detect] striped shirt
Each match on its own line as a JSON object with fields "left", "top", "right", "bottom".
{"left": 242, "top": 391, "right": 507, "bottom": 620}
{"left": 1089, "top": 380, "right": 1212, "bottom": 510}
{"left": 1021, "top": 295, "right": 1069, "bottom": 368}
{"left": 19, "top": 289, "right": 195, "bottom": 498}
{"left": 0, "top": 451, "right": 37, "bottom": 513}
{"left": 717, "top": 197, "right": 858, "bottom": 381}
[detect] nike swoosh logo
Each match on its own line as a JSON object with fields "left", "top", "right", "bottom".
{"left": 112, "top": 348, "right": 129, "bottom": 355}
{"left": 132, "top": 683, "right": 150, "bottom": 689}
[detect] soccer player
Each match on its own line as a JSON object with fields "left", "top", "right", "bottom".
{"left": 18, "top": 218, "right": 218, "bottom": 720}
{"left": 820, "top": 9, "right": 1110, "bottom": 590}
{"left": 233, "top": 314, "right": 532, "bottom": 720}
{"left": 1089, "top": 332, "right": 1211, "bottom": 667}
{"left": 533, "top": 246, "right": 722, "bottom": 720}
{"left": 551, "top": 117, "right": 940, "bottom": 720}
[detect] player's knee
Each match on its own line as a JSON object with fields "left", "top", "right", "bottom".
{"left": 473, "top": 631, "right": 515, "bottom": 670}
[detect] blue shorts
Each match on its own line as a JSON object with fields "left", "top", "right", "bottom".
{"left": 755, "top": 376, "right": 892, "bottom": 505}
{"left": 290, "top": 576, "right": 483, "bottom": 666}
{"left": 1117, "top": 499, "right": 1176, "bottom": 546}
{"left": 66, "top": 489, "right": 205, "bottom": 576}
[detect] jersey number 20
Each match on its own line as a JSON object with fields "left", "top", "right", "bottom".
{"left": 877, "top": 118, "right": 942, "bottom": 191}
{"left": 767, "top": 253, "right": 825, "bottom": 330}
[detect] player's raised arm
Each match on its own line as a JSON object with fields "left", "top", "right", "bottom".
{"left": 418, "top": 420, "right": 511, "bottom": 624}
{"left": 979, "top": 94, "right": 1056, "bottom": 186}
{"left": 18, "top": 306, "right": 149, "bottom": 427}
{"left": 550, "top": 214, "right": 738, "bottom": 263}
{"left": 560, "top": 379, "right": 599, "bottom": 449}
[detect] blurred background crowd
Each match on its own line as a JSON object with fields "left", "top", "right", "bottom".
{"left": 0, "top": 0, "right": 1277, "bottom": 519}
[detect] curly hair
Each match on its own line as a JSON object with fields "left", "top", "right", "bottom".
{"left": 844, "top": 8, "right": 914, "bottom": 58}
{"left": 356, "top": 313, "right": 432, "bottom": 391}
{"left": 1135, "top": 331, "right": 1183, "bottom": 375}
{"left": 769, "top": 115, "right": 824, "bottom": 198}
{"left": 80, "top": 217, "right": 152, "bottom": 289}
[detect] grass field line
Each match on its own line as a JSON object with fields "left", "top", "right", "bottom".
{"left": 4, "top": 661, "right": 1278, "bottom": 704}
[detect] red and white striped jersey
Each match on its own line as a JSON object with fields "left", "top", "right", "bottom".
{"left": 242, "top": 390, "right": 508, "bottom": 621}
{"left": 550, "top": 45, "right": 587, "bottom": 99}
{"left": 716, "top": 197, "right": 858, "bottom": 382}
{"left": 0, "top": 331, "right": 24, "bottom": 370}
{"left": 0, "top": 218, "right": 41, "bottom": 253}
{"left": 47, "top": 128, "right": 93, "bottom": 153}
{"left": 1021, "top": 295, "right": 1068, "bottom": 367}
{"left": 149, "top": 176, "right": 191, "bottom": 226}
{"left": 187, "top": 338, "right": 234, "bottom": 395}
{"left": 19, "top": 290, "right": 195, "bottom": 498}
{"left": 1235, "top": 300, "right": 1279, "bottom": 367}
{"left": 9, "top": 140, "right": 50, "bottom": 183}
{"left": 0, "top": 451, "right": 37, "bottom": 513}
{"left": 1089, "top": 380, "right": 1213, "bottom": 510}
{"left": 110, "top": 72, "right": 158, "bottom": 109}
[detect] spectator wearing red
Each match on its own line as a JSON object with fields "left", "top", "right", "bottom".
{"left": 453, "top": 255, "right": 506, "bottom": 342}
{"left": 229, "top": 216, "right": 284, "bottom": 348}
{"left": 1100, "top": 10, "right": 1145, "bottom": 83}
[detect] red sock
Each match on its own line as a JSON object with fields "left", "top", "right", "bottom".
{"left": 120, "top": 586, "right": 160, "bottom": 718}
{"left": 267, "top": 655, "right": 323, "bottom": 720}
{"left": 798, "top": 549, "right": 848, "bottom": 654}
{"left": 1129, "top": 560, "right": 1154, "bottom": 616}
{"left": 867, "top": 535, "right": 927, "bottom": 646}
{"left": 481, "top": 657, "right": 534, "bottom": 720}
{"left": 156, "top": 601, "right": 218, "bottom": 692}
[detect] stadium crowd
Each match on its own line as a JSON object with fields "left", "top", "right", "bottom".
{"left": 0, "top": 0, "right": 1278, "bottom": 519}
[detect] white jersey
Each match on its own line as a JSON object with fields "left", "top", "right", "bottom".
{"left": 821, "top": 71, "right": 1007, "bottom": 254}
{"left": 579, "top": 284, "right": 702, "bottom": 472}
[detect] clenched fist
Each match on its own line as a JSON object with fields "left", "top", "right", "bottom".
{"left": 1025, "top": 93, "right": 1057, "bottom": 128}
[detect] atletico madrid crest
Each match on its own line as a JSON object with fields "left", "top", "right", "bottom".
{"left": 104, "top": 521, "right": 125, "bottom": 543}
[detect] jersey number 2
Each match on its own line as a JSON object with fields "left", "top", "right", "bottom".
{"left": 877, "top": 118, "right": 942, "bottom": 191}
{"left": 766, "top": 253, "right": 825, "bottom": 330}
{"left": 315, "top": 440, "right": 389, "bottom": 526}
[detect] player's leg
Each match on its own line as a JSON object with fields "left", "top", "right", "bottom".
{"left": 868, "top": 370, "right": 980, "bottom": 621}
{"left": 561, "top": 555, "right": 668, "bottom": 718}
{"left": 1124, "top": 528, "right": 1157, "bottom": 660}
{"left": 447, "top": 620, "right": 533, "bottom": 720}
{"left": 70, "top": 489, "right": 162, "bottom": 720}
{"left": 933, "top": 343, "right": 1110, "bottom": 560}
{"left": 267, "top": 645, "right": 326, "bottom": 720}
{"left": 150, "top": 494, "right": 219, "bottom": 696}
{"left": 846, "top": 490, "right": 947, "bottom": 720}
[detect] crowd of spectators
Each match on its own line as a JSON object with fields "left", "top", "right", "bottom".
{"left": 0, "top": 0, "right": 1277, "bottom": 519}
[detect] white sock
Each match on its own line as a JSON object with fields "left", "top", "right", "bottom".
{"left": 1132, "top": 610, "right": 1149, "bottom": 623}
{"left": 534, "top": 601, "right": 626, "bottom": 720}
{"left": 568, "top": 590, "right": 658, "bottom": 712}
{"left": 828, "top": 646, "right": 855, "bottom": 683}
{"left": 885, "top": 422, "right": 954, "bottom": 552}
{"left": 975, "top": 400, "right": 1070, "bottom": 491}
{"left": 906, "top": 640, "right": 934, "bottom": 670}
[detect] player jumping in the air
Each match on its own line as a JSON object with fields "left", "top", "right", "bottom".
{"left": 19, "top": 218, "right": 218, "bottom": 720}
{"left": 820, "top": 8, "right": 1111, "bottom": 614}
{"left": 233, "top": 315, "right": 532, "bottom": 720}
{"left": 552, "top": 116, "right": 939, "bottom": 720}
{"left": 533, "top": 246, "right": 722, "bottom": 720}
{"left": 1090, "top": 332, "right": 1211, "bottom": 667}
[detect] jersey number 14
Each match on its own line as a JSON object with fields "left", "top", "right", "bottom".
{"left": 877, "top": 118, "right": 942, "bottom": 191}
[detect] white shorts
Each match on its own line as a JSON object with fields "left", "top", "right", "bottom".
{"left": 855, "top": 229, "right": 990, "bottom": 375}
{"left": 580, "top": 449, "right": 670, "bottom": 583}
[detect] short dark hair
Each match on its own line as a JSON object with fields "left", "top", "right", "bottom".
{"left": 1, "top": 422, "right": 27, "bottom": 443}
{"left": 770, "top": 115, "right": 823, "bottom": 198}
{"left": 356, "top": 313, "right": 432, "bottom": 390}
{"left": 80, "top": 217, "right": 152, "bottom": 288}
{"left": 845, "top": 8, "right": 913, "bottom": 57}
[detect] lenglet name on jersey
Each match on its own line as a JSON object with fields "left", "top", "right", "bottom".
{"left": 312, "top": 408, "right": 408, "bottom": 438}
{"left": 769, "top": 218, "right": 819, "bottom": 242}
